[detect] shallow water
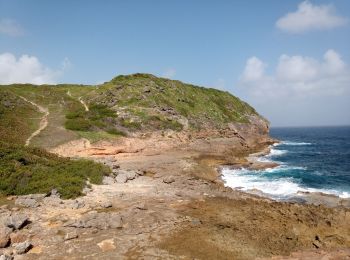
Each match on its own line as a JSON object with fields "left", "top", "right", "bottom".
{"left": 222, "top": 126, "right": 350, "bottom": 200}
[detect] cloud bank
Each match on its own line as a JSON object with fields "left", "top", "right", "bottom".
{"left": 240, "top": 49, "right": 349, "bottom": 99}
{"left": 0, "top": 53, "right": 68, "bottom": 85}
{"left": 276, "top": 1, "right": 347, "bottom": 33}
{"left": 0, "top": 19, "right": 24, "bottom": 37}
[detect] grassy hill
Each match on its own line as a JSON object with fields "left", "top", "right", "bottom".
{"left": 1, "top": 73, "right": 262, "bottom": 147}
{"left": 0, "top": 73, "right": 264, "bottom": 198}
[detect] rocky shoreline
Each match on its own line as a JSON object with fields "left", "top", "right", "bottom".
{"left": 1, "top": 132, "right": 350, "bottom": 259}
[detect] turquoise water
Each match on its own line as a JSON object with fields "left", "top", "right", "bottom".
{"left": 222, "top": 126, "right": 350, "bottom": 199}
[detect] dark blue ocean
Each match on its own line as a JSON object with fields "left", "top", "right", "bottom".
{"left": 222, "top": 126, "right": 350, "bottom": 199}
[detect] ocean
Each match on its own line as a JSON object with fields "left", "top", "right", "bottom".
{"left": 222, "top": 126, "right": 350, "bottom": 200}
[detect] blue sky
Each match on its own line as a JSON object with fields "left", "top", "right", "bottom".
{"left": 1, "top": 0, "right": 350, "bottom": 126}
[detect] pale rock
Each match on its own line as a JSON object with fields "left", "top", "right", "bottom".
{"left": 102, "top": 176, "right": 115, "bottom": 185}
{"left": 115, "top": 174, "right": 127, "bottom": 183}
{"left": 163, "top": 176, "right": 175, "bottom": 184}
{"left": 0, "top": 227, "right": 12, "bottom": 248}
{"left": 13, "top": 241, "right": 32, "bottom": 254}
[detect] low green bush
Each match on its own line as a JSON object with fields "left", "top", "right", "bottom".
{"left": 0, "top": 142, "right": 110, "bottom": 199}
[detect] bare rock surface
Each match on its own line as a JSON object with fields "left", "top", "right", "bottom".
{"left": 0, "top": 133, "right": 348, "bottom": 259}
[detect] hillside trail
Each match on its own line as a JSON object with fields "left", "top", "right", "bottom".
{"left": 19, "top": 96, "right": 49, "bottom": 146}
{"left": 67, "top": 91, "right": 89, "bottom": 111}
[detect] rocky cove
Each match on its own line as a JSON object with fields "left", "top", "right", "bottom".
{"left": 1, "top": 127, "right": 350, "bottom": 260}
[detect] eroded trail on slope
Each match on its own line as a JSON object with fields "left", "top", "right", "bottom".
{"left": 19, "top": 96, "right": 49, "bottom": 146}
{"left": 67, "top": 91, "right": 89, "bottom": 111}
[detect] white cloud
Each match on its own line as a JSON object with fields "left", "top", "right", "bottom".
{"left": 0, "top": 19, "right": 24, "bottom": 37}
{"left": 241, "top": 57, "right": 267, "bottom": 81}
{"left": 240, "top": 49, "right": 350, "bottom": 98}
{"left": 0, "top": 53, "right": 68, "bottom": 85}
{"left": 276, "top": 1, "right": 348, "bottom": 33}
{"left": 162, "top": 68, "right": 176, "bottom": 79}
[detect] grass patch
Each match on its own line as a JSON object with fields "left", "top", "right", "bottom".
{"left": 0, "top": 142, "right": 111, "bottom": 199}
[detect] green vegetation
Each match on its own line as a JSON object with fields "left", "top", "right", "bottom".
{"left": 0, "top": 74, "right": 264, "bottom": 198}
{"left": 94, "top": 73, "right": 259, "bottom": 130}
{"left": 0, "top": 142, "right": 110, "bottom": 199}
{"left": 0, "top": 86, "right": 111, "bottom": 199}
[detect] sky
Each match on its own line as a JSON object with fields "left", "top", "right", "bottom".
{"left": 0, "top": 0, "right": 350, "bottom": 127}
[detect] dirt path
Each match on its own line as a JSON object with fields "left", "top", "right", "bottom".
{"left": 19, "top": 96, "right": 49, "bottom": 146}
{"left": 67, "top": 91, "right": 89, "bottom": 111}
{"left": 78, "top": 96, "right": 89, "bottom": 111}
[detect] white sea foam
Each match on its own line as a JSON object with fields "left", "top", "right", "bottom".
{"left": 269, "top": 148, "right": 287, "bottom": 156}
{"left": 221, "top": 167, "right": 350, "bottom": 199}
{"left": 281, "top": 141, "right": 312, "bottom": 146}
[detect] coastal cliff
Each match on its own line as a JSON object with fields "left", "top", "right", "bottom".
{"left": 0, "top": 75, "right": 349, "bottom": 259}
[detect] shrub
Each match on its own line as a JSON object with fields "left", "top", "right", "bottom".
{"left": 0, "top": 142, "right": 111, "bottom": 199}
{"left": 65, "top": 118, "right": 92, "bottom": 131}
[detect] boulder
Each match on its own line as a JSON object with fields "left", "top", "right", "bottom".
{"left": 42, "top": 197, "right": 63, "bottom": 207}
{"left": 1, "top": 214, "right": 29, "bottom": 230}
{"left": 15, "top": 198, "right": 39, "bottom": 208}
{"left": 163, "top": 176, "right": 175, "bottom": 184}
{"left": 126, "top": 171, "right": 137, "bottom": 180}
{"left": 100, "top": 201, "right": 112, "bottom": 208}
{"left": 0, "top": 254, "right": 13, "bottom": 260}
{"left": 115, "top": 174, "right": 127, "bottom": 183}
{"left": 0, "top": 227, "right": 12, "bottom": 248}
{"left": 13, "top": 241, "right": 32, "bottom": 254}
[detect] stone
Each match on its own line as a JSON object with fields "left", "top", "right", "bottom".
{"left": 100, "top": 201, "right": 112, "bottom": 208}
{"left": 126, "top": 171, "right": 137, "bottom": 180}
{"left": 102, "top": 176, "right": 115, "bottom": 185}
{"left": 0, "top": 254, "right": 13, "bottom": 260}
{"left": 109, "top": 214, "right": 123, "bottom": 229}
{"left": 163, "top": 176, "right": 175, "bottom": 184}
{"left": 42, "top": 197, "right": 63, "bottom": 207}
{"left": 9, "top": 232, "right": 27, "bottom": 244}
{"left": 13, "top": 241, "right": 32, "bottom": 254}
{"left": 2, "top": 214, "right": 29, "bottom": 230}
{"left": 115, "top": 174, "right": 127, "bottom": 183}
{"left": 64, "top": 231, "right": 78, "bottom": 241}
{"left": 50, "top": 189, "right": 61, "bottom": 198}
{"left": 0, "top": 227, "right": 12, "bottom": 248}
{"left": 15, "top": 198, "right": 39, "bottom": 208}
